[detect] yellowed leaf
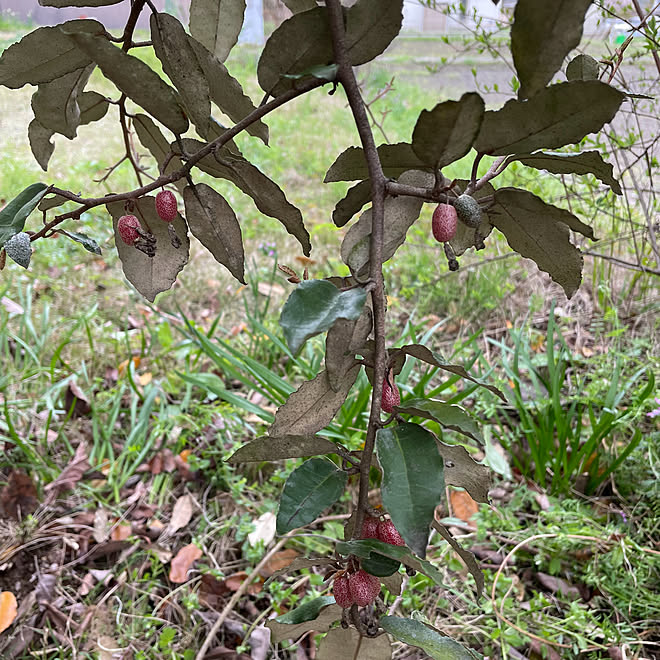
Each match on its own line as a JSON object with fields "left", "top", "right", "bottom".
{"left": 449, "top": 489, "right": 479, "bottom": 528}
{"left": 0, "top": 591, "right": 18, "bottom": 634}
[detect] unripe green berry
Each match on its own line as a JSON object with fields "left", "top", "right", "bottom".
{"left": 454, "top": 194, "right": 482, "bottom": 229}
{"left": 4, "top": 232, "right": 32, "bottom": 269}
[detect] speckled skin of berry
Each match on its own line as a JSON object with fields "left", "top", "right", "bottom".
{"left": 332, "top": 573, "right": 354, "bottom": 609}
{"left": 377, "top": 519, "right": 405, "bottom": 546}
{"left": 454, "top": 194, "right": 482, "bottom": 228}
{"left": 348, "top": 570, "right": 381, "bottom": 607}
{"left": 155, "top": 190, "right": 178, "bottom": 222}
{"left": 117, "top": 215, "right": 141, "bottom": 245}
{"left": 4, "top": 232, "right": 32, "bottom": 268}
{"left": 381, "top": 377, "right": 400, "bottom": 413}
{"left": 361, "top": 516, "right": 380, "bottom": 539}
{"left": 432, "top": 203, "right": 458, "bottom": 242}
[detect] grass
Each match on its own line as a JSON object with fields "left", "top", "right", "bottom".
{"left": 1, "top": 13, "right": 659, "bottom": 660}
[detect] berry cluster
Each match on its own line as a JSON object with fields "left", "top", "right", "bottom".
{"left": 332, "top": 516, "right": 405, "bottom": 609}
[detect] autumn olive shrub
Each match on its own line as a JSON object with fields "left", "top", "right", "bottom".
{"left": 0, "top": 0, "right": 628, "bottom": 656}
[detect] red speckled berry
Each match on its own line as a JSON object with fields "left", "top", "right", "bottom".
{"left": 155, "top": 190, "right": 178, "bottom": 222}
{"left": 381, "top": 376, "right": 400, "bottom": 413}
{"left": 361, "top": 515, "right": 380, "bottom": 540}
{"left": 332, "top": 573, "right": 354, "bottom": 609}
{"left": 117, "top": 215, "right": 141, "bottom": 245}
{"left": 432, "top": 203, "right": 458, "bottom": 243}
{"left": 348, "top": 570, "right": 381, "bottom": 607}
{"left": 377, "top": 519, "right": 405, "bottom": 546}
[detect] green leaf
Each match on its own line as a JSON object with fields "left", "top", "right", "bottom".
{"left": 341, "top": 170, "right": 433, "bottom": 278}
{"left": 59, "top": 230, "right": 102, "bottom": 254}
{"left": 412, "top": 93, "right": 485, "bottom": 168}
{"left": 276, "top": 457, "right": 347, "bottom": 534}
{"left": 509, "top": 151, "right": 621, "bottom": 195}
{"left": 325, "top": 142, "right": 428, "bottom": 182}
{"left": 267, "top": 597, "right": 341, "bottom": 643}
{"left": 65, "top": 30, "right": 189, "bottom": 134}
{"left": 189, "top": 0, "right": 245, "bottom": 63}
{"left": 150, "top": 13, "right": 211, "bottom": 138}
{"left": 31, "top": 64, "right": 94, "bottom": 140}
{"left": 474, "top": 81, "right": 625, "bottom": 156}
{"left": 325, "top": 308, "right": 372, "bottom": 392}
{"left": 106, "top": 196, "right": 190, "bottom": 302}
{"left": 0, "top": 20, "right": 101, "bottom": 88}
{"left": 435, "top": 441, "right": 491, "bottom": 504}
{"left": 376, "top": 423, "right": 445, "bottom": 558}
{"left": 28, "top": 120, "right": 55, "bottom": 171}
{"left": 0, "top": 183, "right": 49, "bottom": 246}
{"left": 345, "top": 0, "right": 403, "bottom": 66}
{"left": 183, "top": 183, "right": 245, "bottom": 284}
{"left": 490, "top": 187, "right": 587, "bottom": 297}
{"left": 177, "top": 138, "right": 311, "bottom": 254}
{"left": 269, "top": 367, "right": 360, "bottom": 437}
{"left": 566, "top": 54, "right": 600, "bottom": 82}
{"left": 318, "top": 627, "right": 392, "bottom": 660}
{"left": 188, "top": 36, "right": 268, "bottom": 144}
{"left": 257, "top": 7, "right": 334, "bottom": 96}
{"left": 395, "top": 398, "right": 483, "bottom": 444}
{"left": 361, "top": 552, "right": 401, "bottom": 577}
{"left": 398, "top": 344, "right": 507, "bottom": 400}
{"left": 227, "top": 434, "right": 340, "bottom": 462}
{"left": 332, "top": 179, "right": 372, "bottom": 227}
{"left": 279, "top": 279, "right": 366, "bottom": 355}
{"left": 281, "top": 0, "right": 318, "bottom": 12}
{"left": 336, "top": 539, "right": 447, "bottom": 586}
{"left": 511, "top": 0, "right": 592, "bottom": 100}
{"left": 38, "top": 0, "right": 123, "bottom": 5}
{"left": 380, "top": 617, "right": 482, "bottom": 659}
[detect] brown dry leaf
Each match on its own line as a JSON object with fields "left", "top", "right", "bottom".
{"left": 110, "top": 522, "right": 132, "bottom": 541}
{"left": 0, "top": 471, "right": 38, "bottom": 520}
{"left": 224, "top": 571, "right": 263, "bottom": 595}
{"left": 138, "top": 373, "right": 153, "bottom": 386}
{"left": 199, "top": 573, "right": 230, "bottom": 608}
{"left": 64, "top": 379, "right": 91, "bottom": 418}
{"left": 449, "top": 489, "right": 479, "bottom": 527}
{"left": 118, "top": 356, "right": 141, "bottom": 376}
{"left": 259, "top": 548, "right": 300, "bottom": 578}
{"left": 169, "top": 543, "right": 202, "bottom": 583}
{"left": 168, "top": 494, "right": 194, "bottom": 533}
{"left": 44, "top": 443, "right": 90, "bottom": 503}
{"left": 0, "top": 591, "right": 18, "bottom": 633}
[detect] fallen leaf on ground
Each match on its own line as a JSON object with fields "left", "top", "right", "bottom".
{"left": 449, "top": 488, "right": 479, "bottom": 528}
{"left": 64, "top": 380, "right": 91, "bottom": 418}
{"left": 169, "top": 544, "right": 202, "bottom": 583}
{"left": 0, "top": 471, "right": 38, "bottom": 520}
{"left": 224, "top": 571, "right": 263, "bottom": 595}
{"left": 259, "top": 548, "right": 300, "bottom": 578}
{"left": 44, "top": 443, "right": 90, "bottom": 503}
{"left": 248, "top": 511, "right": 277, "bottom": 548}
{"left": 110, "top": 521, "right": 132, "bottom": 541}
{"left": 0, "top": 591, "right": 18, "bottom": 633}
{"left": 168, "top": 494, "right": 194, "bottom": 533}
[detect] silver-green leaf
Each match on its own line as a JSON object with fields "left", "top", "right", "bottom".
{"left": 189, "top": 0, "right": 245, "bottom": 63}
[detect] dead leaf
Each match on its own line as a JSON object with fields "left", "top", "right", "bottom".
{"left": 0, "top": 471, "right": 38, "bottom": 520}
{"left": 0, "top": 591, "right": 18, "bottom": 633}
{"left": 93, "top": 508, "right": 109, "bottom": 543}
{"left": 449, "top": 489, "right": 479, "bottom": 528}
{"left": 224, "top": 571, "right": 263, "bottom": 595}
{"left": 199, "top": 573, "right": 230, "bottom": 608}
{"left": 110, "top": 522, "right": 132, "bottom": 541}
{"left": 248, "top": 512, "right": 277, "bottom": 548}
{"left": 118, "top": 356, "right": 141, "bottom": 376}
{"left": 44, "top": 443, "right": 90, "bottom": 503}
{"left": 259, "top": 548, "right": 300, "bottom": 578}
{"left": 169, "top": 543, "right": 202, "bottom": 583}
{"left": 168, "top": 494, "right": 194, "bottom": 533}
{"left": 64, "top": 380, "right": 91, "bottom": 418}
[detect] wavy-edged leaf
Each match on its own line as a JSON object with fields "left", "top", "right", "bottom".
{"left": 490, "top": 187, "right": 587, "bottom": 297}
{"left": 189, "top": 0, "right": 245, "bottom": 63}
{"left": 345, "top": 0, "right": 403, "bottom": 66}
{"left": 31, "top": 64, "right": 94, "bottom": 140}
{"left": 395, "top": 398, "right": 483, "bottom": 444}
{"left": 0, "top": 183, "right": 49, "bottom": 246}
{"left": 183, "top": 183, "right": 245, "bottom": 283}
{"left": 325, "top": 308, "right": 372, "bottom": 391}
{"left": 276, "top": 457, "right": 347, "bottom": 534}
{"left": 435, "top": 441, "right": 491, "bottom": 504}
{"left": 566, "top": 54, "right": 600, "bottom": 82}
{"left": 376, "top": 423, "right": 445, "bottom": 558}
{"left": 341, "top": 170, "right": 433, "bottom": 278}
{"left": 65, "top": 30, "right": 189, "bottom": 134}
{"left": 336, "top": 539, "right": 447, "bottom": 586}
{"left": 257, "top": 7, "right": 333, "bottom": 96}
{"left": 106, "top": 196, "right": 190, "bottom": 302}
{"left": 325, "top": 142, "right": 427, "bottom": 183}
{"left": 177, "top": 138, "right": 311, "bottom": 254}
{"left": 412, "top": 93, "right": 485, "bottom": 168}
{"left": 151, "top": 13, "right": 211, "bottom": 138}
{"left": 474, "top": 81, "right": 625, "bottom": 156}
{"left": 318, "top": 627, "right": 392, "bottom": 660}
{"left": 59, "top": 230, "right": 102, "bottom": 255}
{"left": 510, "top": 151, "right": 621, "bottom": 195}
{"left": 269, "top": 367, "right": 360, "bottom": 438}
{"left": 398, "top": 344, "right": 507, "bottom": 400}
{"left": 267, "top": 597, "right": 341, "bottom": 642}
{"left": 188, "top": 36, "right": 268, "bottom": 144}
{"left": 227, "top": 434, "right": 339, "bottom": 463}
{"left": 380, "top": 616, "right": 482, "bottom": 660}
{"left": 512, "top": 0, "right": 592, "bottom": 100}
{"left": 332, "top": 179, "right": 371, "bottom": 227}
{"left": 28, "top": 120, "right": 55, "bottom": 171}
{"left": 279, "top": 279, "right": 366, "bottom": 355}
{"left": 0, "top": 19, "right": 101, "bottom": 88}
{"left": 431, "top": 520, "right": 484, "bottom": 599}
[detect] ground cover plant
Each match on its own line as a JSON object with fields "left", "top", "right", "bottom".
{"left": 0, "top": 0, "right": 658, "bottom": 658}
